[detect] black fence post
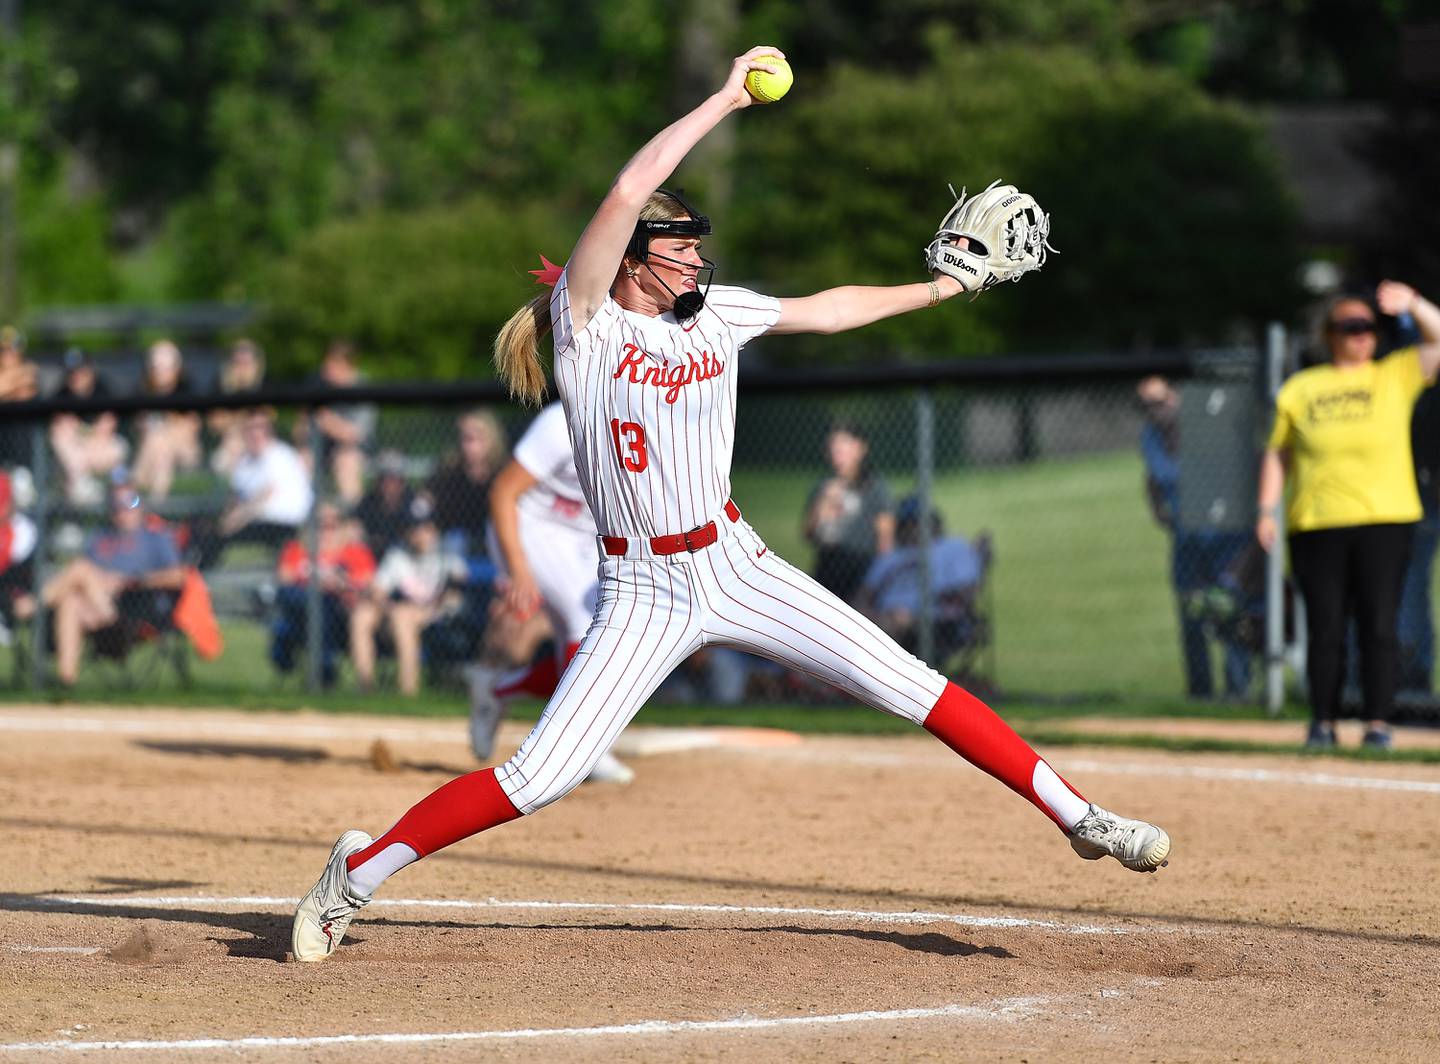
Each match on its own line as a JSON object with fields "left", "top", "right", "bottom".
{"left": 1017, "top": 391, "right": 1038, "bottom": 463}
{"left": 916, "top": 386, "right": 935, "bottom": 667}
{"left": 1264, "top": 322, "right": 1287, "bottom": 716}
{"left": 304, "top": 412, "right": 324, "bottom": 694}
{"left": 27, "top": 419, "right": 47, "bottom": 690}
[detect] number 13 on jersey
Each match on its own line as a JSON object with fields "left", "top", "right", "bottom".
{"left": 610, "top": 418, "right": 648, "bottom": 473}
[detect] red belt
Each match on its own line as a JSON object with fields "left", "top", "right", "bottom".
{"left": 603, "top": 500, "right": 741, "bottom": 557}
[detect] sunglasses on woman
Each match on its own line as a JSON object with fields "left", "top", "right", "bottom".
{"left": 1329, "top": 317, "right": 1377, "bottom": 336}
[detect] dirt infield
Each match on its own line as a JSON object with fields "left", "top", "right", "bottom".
{"left": 2, "top": 706, "right": 1438, "bottom": 1062}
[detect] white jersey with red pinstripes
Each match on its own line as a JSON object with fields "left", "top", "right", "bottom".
{"left": 489, "top": 270, "right": 954, "bottom": 816}
{"left": 548, "top": 269, "right": 780, "bottom": 537}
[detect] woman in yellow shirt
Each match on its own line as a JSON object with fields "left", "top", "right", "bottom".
{"left": 1257, "top": 281, "right": 1440, "bottom": 748}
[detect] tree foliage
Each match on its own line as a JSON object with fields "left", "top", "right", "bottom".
{"left": 726, "top": 40, "right": 1302, "bottom": 359}
{"left": 2, "top": 16, "right": 120, "bottom": 312}
{"left": 12, "top": 0, "right": 1419, "bottom": 367}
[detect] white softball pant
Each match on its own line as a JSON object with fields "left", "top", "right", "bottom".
{"left": 494, "top": 513, "right": 947, "bottom": 813}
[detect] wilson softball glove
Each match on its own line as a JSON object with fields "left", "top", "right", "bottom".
{"left": 924, "top": 180, "right": 1054, "bottom": 293}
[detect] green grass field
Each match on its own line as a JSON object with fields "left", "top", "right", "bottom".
{"left": 731, "top": 449, "right": 1182, "bottom": 701}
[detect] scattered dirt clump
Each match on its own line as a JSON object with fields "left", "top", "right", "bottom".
{"left": 369, "top": 739, "right": 400, "bottom": 773}
{"left": 106, "top": 921, "right": 211, "bottom": 966}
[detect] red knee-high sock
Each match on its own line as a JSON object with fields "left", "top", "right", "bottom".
{"left": 346, "top": 768, "right": 522, "bottom": 869}
{"left": 923, "top": 682, "right": 1088, "bottom": 832}
{"left": 493, "top": 642, "right": 581, "bottom": 701}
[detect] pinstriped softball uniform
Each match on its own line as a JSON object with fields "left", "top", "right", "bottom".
{"left": 492, "top": 273, "right": 947, "bottom": 813}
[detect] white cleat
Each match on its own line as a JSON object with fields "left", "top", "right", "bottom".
{"left": 1069, "top": 803, "right": 1171, "bottom": 873}
{"left": 465, "top": 664, "right": 505, "bottom": 762}
{"left": 585, "top": 751, "right": 636, "bottom": 785}
{"left": 291, "top": 830, "right": 374, "bottom": 962}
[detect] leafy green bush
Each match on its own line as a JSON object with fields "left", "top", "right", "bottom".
{"left": 258, "top": 195, "right": 579, "bottom": 378}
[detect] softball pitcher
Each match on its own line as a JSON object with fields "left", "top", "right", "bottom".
{"left": 294, "top": 46, "right": 1170, "bottom": 962}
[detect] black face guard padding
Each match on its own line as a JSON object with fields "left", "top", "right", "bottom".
{"left": 627, "top": 188, "right": 716, "bottom": 322}
{"left": 625, "top": 187, "right": 711, "bottom": 261}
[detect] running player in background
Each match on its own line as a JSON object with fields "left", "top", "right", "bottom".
{"left": 465, "top": 401, "right": 633, "bottom": 785}
{"left": 293, "top": 46, "right": 1171, "bottom": 962}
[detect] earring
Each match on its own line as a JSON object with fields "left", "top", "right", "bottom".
{"left": 625, "top": 267, "right": 638, "bottom": 278}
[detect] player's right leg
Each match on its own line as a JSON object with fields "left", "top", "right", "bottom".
{"left": 697, "top": 523, "right": 1169, "bottom": 872}
{"left": 470, "top": 520, "right": 630, "bottom": 782}
{"left": 293, "top": 557, "right": 701, "bottom": 961}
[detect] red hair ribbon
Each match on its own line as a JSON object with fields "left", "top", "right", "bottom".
{"left": 529, "top": 254, "right": 565, "bottom": 288}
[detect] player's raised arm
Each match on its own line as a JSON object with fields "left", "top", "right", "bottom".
{"left": 1377, "top": 280, "right": 1440, "bottom": 380}
{"left": 563, "top": 47, "right": 785, "bottom": 333}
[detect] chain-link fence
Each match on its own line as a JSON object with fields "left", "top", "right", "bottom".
{"left": 0, "top": 340, "right": 1357, "bottom": 710}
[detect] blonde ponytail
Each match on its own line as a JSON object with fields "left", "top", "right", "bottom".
{"left": 495, "top": 191, "right": 691, "bottom": 407}
{"left": 493, "top": 292, "right": 552, "bottom": 407}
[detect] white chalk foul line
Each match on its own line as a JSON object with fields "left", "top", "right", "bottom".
{"left": 758, "top": 747, "right": 1440, "bottom": 795}
{"left": 4, "top": 945, "right": 102, "bottom": 955}
{"left": 1061, "top": 758, "right": 1440, "bottom": 795}
{"left": 0, "top": 993, "right": 1065, "bottom": 1055}
{"left": 22, "top": 894, "right": 1142, "bottom": 936}
{"left": 0, "top": 714, "right": 458, "bottom": 746}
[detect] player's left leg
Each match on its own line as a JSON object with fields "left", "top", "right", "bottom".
{"left": 293, "top": 555, "right": 701, "bottom": 961}
{"left": 356, "top": 564, "right": 696, "bottom": 881}
{"left": 697, "top": 522, "right": 1169, "bottom": 871}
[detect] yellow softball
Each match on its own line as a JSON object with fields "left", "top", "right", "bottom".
{"left": 745, "top": 55, "right": 793, "bottom": 104}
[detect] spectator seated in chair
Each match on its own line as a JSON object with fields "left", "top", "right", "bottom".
{"left": 41, "top": 483, "right": 185, "bottom": 687}
{"left": 293, "top": 340, "right": 375, "bottom": 506}
{"left": 49, "top": 348, "right": 129, "bottom": 507}
{"left": 425, "top": 408, "right": 507, "bottom": 561}
{"left": 350, "top": 497, "right": 470, "bottom": 696}
{"left": 857, "top": 496, "right": 990, "bottom": 664}
{"left": 354, "top": 449, "right": 416, "bottom": 560}
{"left": 270, "top": 503, "right": 376, "bottom": 687}
{"left": 196, "top": 409, "right": 313, "bottom": 568}
{"left": 803, "top": 423, "right": 895, "bottom": 605}
{"left": 207, "top": 340, "right": 267, "bottom": 478}
{"left": 130, "top": 339, "right": 201, "bottom": 503}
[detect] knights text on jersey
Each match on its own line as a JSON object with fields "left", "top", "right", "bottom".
{"left": 549, "top": 270, "right": 780, "bottom": 538}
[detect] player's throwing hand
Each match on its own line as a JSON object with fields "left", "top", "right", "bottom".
{"left": 720, "top": 46, "right": 787, "bottom": 110}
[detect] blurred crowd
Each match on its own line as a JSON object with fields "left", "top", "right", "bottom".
{"left": 3, "top": 327, "right": 996, "bottom": 699}
{"left": 0, "top": 328, "right": 513, "bottom": 694}
{"left": 11, "top": 283, "right": 1440, "bottom": 725}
